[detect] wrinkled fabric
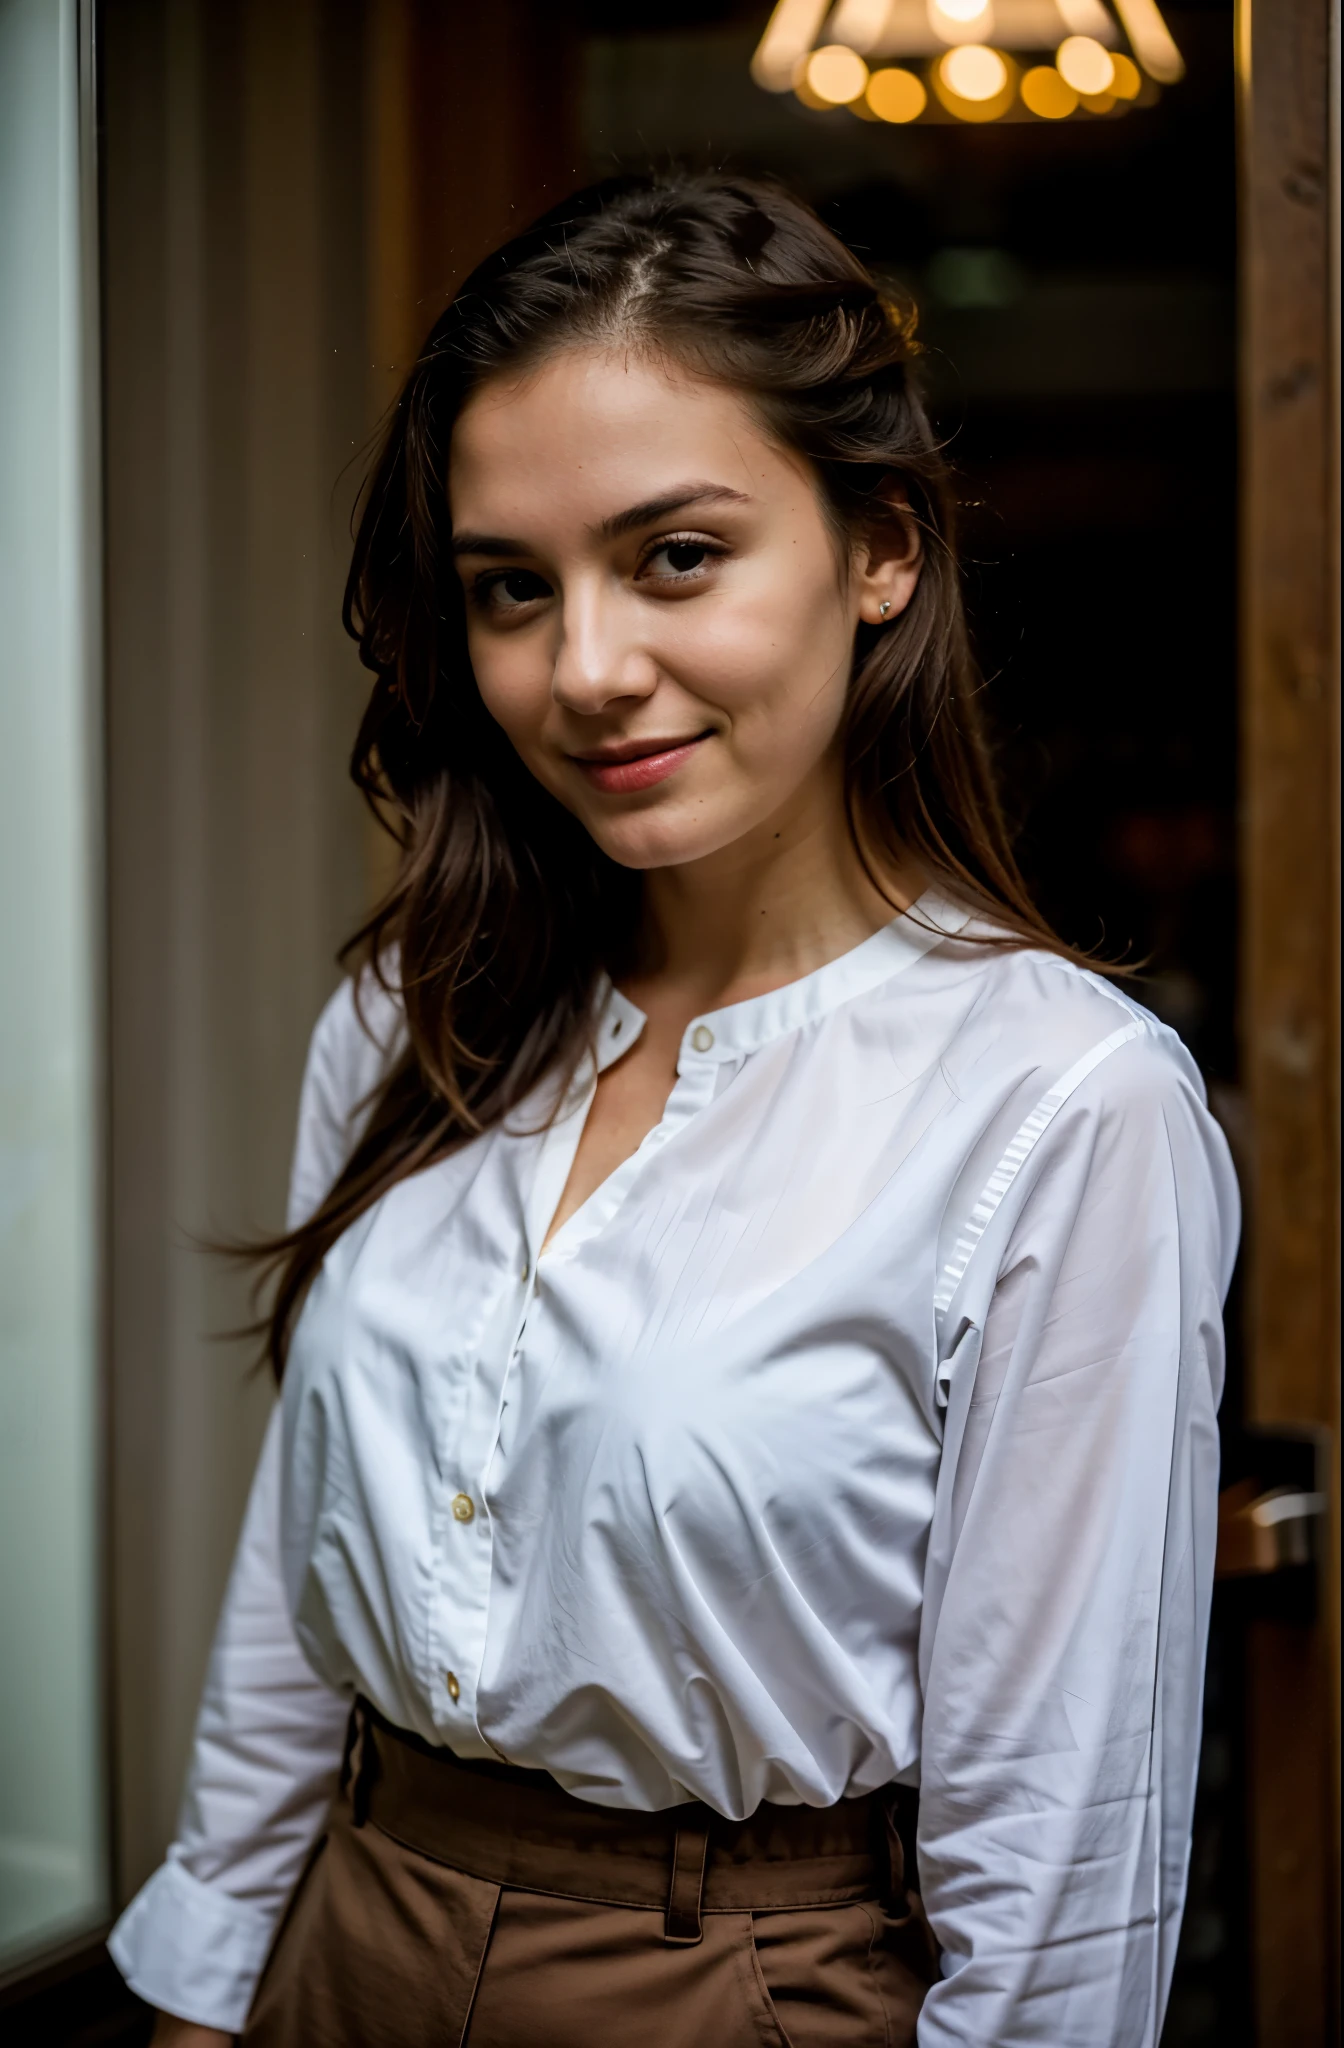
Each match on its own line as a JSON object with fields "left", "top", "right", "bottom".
{"left": 109, "top": 895, "right": 1238, "bottom": 2042}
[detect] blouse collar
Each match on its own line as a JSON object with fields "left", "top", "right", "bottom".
{"left": 595, "top": 888, "right": 972, "bottom": 1075}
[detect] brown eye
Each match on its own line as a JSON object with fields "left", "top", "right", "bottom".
{"left": 479, "top": 568, "right": 550, "bottom": 611}
{"left": 644, "top": 539, "right": 719, "bottom": 579}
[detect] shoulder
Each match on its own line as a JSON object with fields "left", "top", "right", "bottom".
{"left": 932, "top": 936, "right": 1203, "bottom": 1104}
{"left": 286, "top": 966, "right": 406, "bottom": 1227}
{"left": 930, "top": 948, "right": 1240, "bottom": 1314}
{"left": 304, "top": 964, "right": 405, "bottom": 1113}
{"left": 930, "top": 936, "right": 1235, "bottom": 1205}
{"left": 983, "top": 953, "right": 1238, "bottom": 1266}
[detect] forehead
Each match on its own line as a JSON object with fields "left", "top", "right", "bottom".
{"left": 447, "top": 346, "right": 800, "bottom": 528}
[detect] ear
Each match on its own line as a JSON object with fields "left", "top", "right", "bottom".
{"left": 852, "top": 485, "right": 923, "bottom": 627}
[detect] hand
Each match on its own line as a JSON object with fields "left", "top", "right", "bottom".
{"left": 149, "top": 2015, "right": 234, "bottom": 2047}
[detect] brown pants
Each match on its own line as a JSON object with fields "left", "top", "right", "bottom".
{"left": 242, "top": 1704, "right": 939, "bottom": 2047}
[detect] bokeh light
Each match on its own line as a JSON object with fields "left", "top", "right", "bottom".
{"left": 1055, "top": 35, "right": 1115, "bottom": 96}
{"left": 750, "top": 0, "right": 837, "bottom": 92}
{"left": 865, "top": 67, "right": 928, "bottom": 124}
{"left": 829, "top": 0, "right": 891, "bottom": 53}
{"left": 1020, "top": 65, "right": 1078, "bottom": 119}
{"left": 754, "top": 0, "right": 1183, "bottom": 112}
{"left": 1112, "top": 0, "right": 1185, "bottom": 82}
{"left": 932, "top": 44, "right": 1015, "bottom": 121}
{"left": 928, "top": 0, "right": 993, "bottom": 25}
{"left": 764, "top": 0, "right": 1175, "bottom": 128}
{"left": 804, "top": 42, "right": 869, "bottom": 104}
{"left": 940, "top": 43, "right": 1008, "bottom": 101}
{"left": 1107, "top": 52, "right": 1142, "bottom": 100}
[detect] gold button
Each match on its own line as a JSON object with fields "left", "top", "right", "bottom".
{"left": 691, "top": 1024, "right": 714, "bottom": 1053}
{"left": 445, "top": 1670, "right": 460, "bottom": 1703}
{"left": 520, "top": 1260, "right": 530, "bottom": 1283}
{"left": 451, "top": 1493, "right": 476, "bottom": 1524}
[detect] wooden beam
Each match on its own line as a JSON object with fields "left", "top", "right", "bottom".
{"left": 1236, "top": 0, "right": 1340, "bottom": 2037}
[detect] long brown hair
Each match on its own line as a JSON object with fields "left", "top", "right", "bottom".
{"left": 257, "top": 170, "right": 1077, "bottom": 1380}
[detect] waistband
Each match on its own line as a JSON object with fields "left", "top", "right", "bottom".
{"left": 343, "top": 1700, "right": 919, "bottom": 1948}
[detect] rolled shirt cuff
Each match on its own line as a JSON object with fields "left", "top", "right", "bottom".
{"left": 108, "top": 1855, "right": 281, "bottom": 2034}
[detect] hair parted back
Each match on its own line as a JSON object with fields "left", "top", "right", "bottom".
{"left": 253, "top": 169, "right": 1078, "bottom": 1380}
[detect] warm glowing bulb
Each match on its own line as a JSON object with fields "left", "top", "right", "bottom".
{"left": 1111, "top": 0, "right": 1184, "bottom": 83}
{"left": 1020, "top": 65, "right": 1078, "bottom": 118}
{"left": 830, "top": 0, "right": 892, "bottom": 55}
{"left": 1107, "top": 51, "right": 1142, "bottom": 98}
{"left": 926, "top": 0, "right": 994, "bottom": 45}
{"left": 1056, "top": 34, "right": 1115, "bottom": 94}
{"left": 866, "top": 66, "right": 927, "bottom": 122}
{"left": 1024, "top": 65, "right": 1073, "bottom": 117}
{"left": 941, "top": 43, "right": 1008, "bottom": 101}
{"left": 805, "top": 43, "right": 870, "bottom": 103}
{"left": 751, "top": 0, "right": 833, "bottom": 92}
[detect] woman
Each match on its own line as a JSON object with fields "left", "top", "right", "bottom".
{"left": 111, "top": 173, "right": 1237, "bottom": 2047}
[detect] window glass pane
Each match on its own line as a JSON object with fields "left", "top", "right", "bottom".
{"left": 0, "top": 0, "right": 105, "bottom": 1968}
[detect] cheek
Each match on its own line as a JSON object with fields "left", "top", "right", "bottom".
{"left": 672, "top": 552, "right": 852, "bottom": 735}
{"left": 466, "top": 624, "right": 552, "bottom": 747}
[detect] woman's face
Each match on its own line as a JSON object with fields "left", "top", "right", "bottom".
{"left": 449, "top": 346, "right": 918, "bottom": 873}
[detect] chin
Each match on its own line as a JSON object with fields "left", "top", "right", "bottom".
{"left": 582, "top": 806, "right": 740, "bottom": 873}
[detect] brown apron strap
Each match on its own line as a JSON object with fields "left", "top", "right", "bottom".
{"left": 664, "top": 1822, "right": 710, "bottom": 1945}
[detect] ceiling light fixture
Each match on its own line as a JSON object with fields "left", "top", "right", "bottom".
{"left": 751, "top": 0, "right": 1182, "bottom": 124}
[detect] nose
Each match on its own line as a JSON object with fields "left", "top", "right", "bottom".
{"left": 550, "top": 577, "right": 658, "bottom": 715}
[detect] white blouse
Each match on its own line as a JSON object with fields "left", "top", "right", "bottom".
{"left": 110, "top": 895, "right": 1239, "bottom": 2044}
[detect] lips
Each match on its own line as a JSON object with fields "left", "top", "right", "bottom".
{"left": 570, "top": 733, "right": 710, "bottom": 795}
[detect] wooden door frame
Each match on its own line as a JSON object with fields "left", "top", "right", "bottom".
{"left": 1237, "top": 1, "right": 1340, "bottom": 2039}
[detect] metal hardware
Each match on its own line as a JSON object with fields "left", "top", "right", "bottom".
{"left": 1214, "top": 1424, "right": 1331, "bottom": 1619}
{"left": 1216, "top": 1479, "right": 1327, "bottom": 1575}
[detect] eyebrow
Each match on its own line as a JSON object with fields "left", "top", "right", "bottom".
{"left": 450, "top": 483, "right": 753, "bottom": 558}
{"left": 597, "top": 483, "right": 752, "bottom": 541}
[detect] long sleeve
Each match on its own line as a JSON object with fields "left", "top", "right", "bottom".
{"left": 108, "top": 977, "right": 400, "bottom": 2032}
{"left": 916, "top": 1031, "right": 1238, "bottom": 2047}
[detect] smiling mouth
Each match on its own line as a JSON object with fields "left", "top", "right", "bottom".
{"left": 569, "top": 731, "right": 713, "bottom": 795}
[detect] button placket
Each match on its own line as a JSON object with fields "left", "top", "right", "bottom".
{"left": 438, "top": 1247, "right": 547, "bottom": 1733}
{"left": 434, "top": 1270, "right": 526, "bottom": 1727}
{"left": 450, "top": 1008, "right": 722, "bottom": 1733}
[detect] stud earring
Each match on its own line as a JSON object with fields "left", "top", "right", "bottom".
{"left": 878, "top": 600, "right": 891, "bottom": 618}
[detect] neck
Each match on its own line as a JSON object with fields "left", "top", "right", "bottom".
{"left": 631, "top": 766, "right": 918, "bottom": 1009}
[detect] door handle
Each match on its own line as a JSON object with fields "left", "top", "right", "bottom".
{"left": 1214, "top": 1424, "right": 1331, "bottom": 1616}
{"left": 1216, "top": 1478, "right": 1327, "bottom": 1576}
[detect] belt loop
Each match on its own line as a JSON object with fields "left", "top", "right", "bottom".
{"left": 664, "top": 1822, "right": 710, "bottom": 1946}
{"left": 344, "top": 1700, "right": 377, "bottom": 1829}
{"left": 875, "top": 1789, "right": 906, "bottom": 1909}
{"left": 338, "top": 1702, "right": 360, "bottom": 1797}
